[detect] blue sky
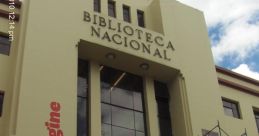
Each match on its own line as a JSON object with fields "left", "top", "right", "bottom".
{"left": 177, "top": 0, "right": 259, "bottom": 80}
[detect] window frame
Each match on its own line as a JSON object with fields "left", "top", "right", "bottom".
{"left": 253, "top": 108, "right": 259, "bottom": 132}
{"left": 100, "top": 66, "right": 147, "bottom": 136}
{"left": 154, "top": 81, "right": 173, "bottom": 136}
{"left": 108, "top": 0, "right": 116, "bottom": 18}
{"left": 222, "top": 98, "right": 241, "bottom": 119}
{"left": 0, "top": 91, "right": 4, "bottom": 117}
{"left": 123, "top": 5, "right": 131, "bottom": 23}
{"left": 93, "top": 0, "right": 101, "bottom": 13}
{"left": 0, "top": 33, "right": 11, "bottom": 56}
{"left": 137, "top": 10, "right": 145, "bottom": 28}
{"left": 77, "top": 59, "right": 89, "bottom": 136}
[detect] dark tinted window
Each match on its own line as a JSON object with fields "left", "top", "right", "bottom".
{"left": 77, "top": 59, "right": 89, "bottom": 136}
{"left": 101, "top": 104, "right": 112, "bottom": 124}
{"left": 254, "top": 110, "right": 259, "bottom": 132}
{"left": 111, "top": 88, "right": 133, "bottom": 109}
{"left": 222, "top": 98, "right": 240, "bottom": 118}
{"left": 94, "top": 0, "right": 101, "bottom": 12}
{"left": 137, "top": 10, "right": 145, "bottom": 27}
{"left": 123, "top": 5, "right": 131, "bottom": 22}
{"left": 112, "top": 106, "right": 134, "bottom": 129}
{"left": 135, "top": 112, "right": 144, "bottom": 132}
{"left": 102, "top": 124, "right": 112, "bottom": 136}
{"left": 112, "top": 126, "right": 135, "bottom": 136}
{"left": 108, "top": 1, "right": 116, "bottom": 18}
{"left": 0, "top": 92, "right": 4, "bottom": 117}
{"left": 101, "top": 66, "right": 146, "bottom": 135}
{"left": 154, "top": 81, "right": 173, "bottom": 136}
{"left": 0, "top": 35, "right": 11, "bottom": 55}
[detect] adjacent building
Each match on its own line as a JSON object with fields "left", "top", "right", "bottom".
{"left": 0, "top": 0, "right": 259, "bottom": 135}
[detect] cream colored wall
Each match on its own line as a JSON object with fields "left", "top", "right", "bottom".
{"left": 219, "top": 84, "right": 259, "bottom": 135}
{"left": 159, "top": 0, "right": 224, "bottom": 135}
{"left": 216, "top": 71, "right": 259, "bottom": 135}
{"left": 0, "top": 3, "right": 21, "bottom": 136}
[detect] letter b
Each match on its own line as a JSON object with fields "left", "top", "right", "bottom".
{"left": 83, "top": 11, "right": 91, "bottom": 22}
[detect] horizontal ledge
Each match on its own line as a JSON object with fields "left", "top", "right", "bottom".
{"left": 218, "top": 77, "right": 259, "bottom": 97}
{"left": 216, "top": 65, "right": 259, "bottom": 86}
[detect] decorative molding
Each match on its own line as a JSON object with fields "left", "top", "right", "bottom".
{"left": 218, "top": 78, "right": 259, "bottom": 97}
{"left": 216, "top": 66, "right": 259, "bottom": 86}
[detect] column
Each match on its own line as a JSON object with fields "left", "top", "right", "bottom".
{"left": 143, "top": 77, "right": 159, "bottom": 136}
{"left": 89, "top": 61, "right": 101, "bottom": 136}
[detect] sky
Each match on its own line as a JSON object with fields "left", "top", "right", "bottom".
{"left": 176, "top": 0, "right": 259, "bottom": 81}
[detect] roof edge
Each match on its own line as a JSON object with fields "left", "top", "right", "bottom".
{"left": 216, "top": 65, "right": 259, "bottom": 86}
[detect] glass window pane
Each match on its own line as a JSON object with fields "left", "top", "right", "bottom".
{"left": 78, "top": 77, "right": 87, "bottom": 97}
{"left": 112, "top": 126, "right": 135, "bottom": 136}
{"left": 135, "top": 112, "right": 144, "bottom": 132}
{"left": 101, "top": 104, "right": 111, "bottom": 124}
{"left": 77, "top": 97, "right": 87, "bottom": 136}
{"left": 137, "top": 10, "right": 145, "bottom": 27}
{"left": 123, "top": 5, "right": 130, "bottom": 22}
{"left": 133, "top": 92, "right": 143, "bottom": 111}
{"left": 0, "top": 44, "right": 10, "bottom": 55}
{"left": 136, "top": 131, "right": 145, "bottom": 136}
{"left": 94, "top": 0, "right": 101, "bottom": 12}
{"left": 157, "top": 101, "right": 170, "bottom": 118}
{"left": 159, "top": 118, "right": 172, "bottom": 136}
{"left": 108, "top": 1, "right": 116, "bottom": 18}
{"left": 0, "top": 93, "right": 4, "bottom": 117}
{"left": 78, "top": 59, "right": 88, "bottom": 78}
{"left": 154, "top": 81, "right": 169, "bottom": 99}
{"left": 222, "top": 100, "right": 232, "bottom": 108}
{"left": 0, "top": 36, "right": 10, "bottom": 45}
{"left": 102, "top": 124, "right": 111, "bottom": 136}
{"left": 224, "top": 107, "right": 234, "bottom": 117}
{"left": 111, "top": 88, "right": 133, "bottom": 109}
{"left": 112, "top": 106, "right": 134, "bottom": 129}
{"left": 101, "top": 82, "right": 111, "bottom": 103}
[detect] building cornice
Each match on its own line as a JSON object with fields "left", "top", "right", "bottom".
{"left": 218, "top": 77, "right": 259, "bottom": 97}
{"left": 216, "top": 66, "right": 259, "bottom": 86}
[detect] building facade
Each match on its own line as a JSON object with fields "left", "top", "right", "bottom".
{"left": 0, "top": 0, "right": 259, "bottom": 136}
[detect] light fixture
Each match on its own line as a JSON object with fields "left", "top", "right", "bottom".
{"left": 105, "top": 53, "right": 116, "bottom": 60}
{"left": 139, "top": 63, "right": 149, "bottom": 70}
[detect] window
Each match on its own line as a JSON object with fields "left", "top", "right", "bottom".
{"left": 202, "top": 129, "right": 218, "bottom": 136}
{"left": 222, "top": 98, "right": 240, "bottom": 118}
{"left": 100, "top": 66, "right": 146, "bottom": 136}
{"left": 0, "top": 92, "right": 4, "bottom": 117}
{"left": 0, "top": 34, "right": 11, "bottom": 55}
{"left": 123, "top": 5, "right": 131, "bottom": 23}
{"left": 137, "top": 10, "right": 145, "bottom": 28}
{"left": 94, "top": 0, "right": 101, "bottom": 12}
{"left": 154, "top": 81, "right": 173, "bottom": 136}
{"left": 77, "top": 59, "right": 89, "bottom": 136}
{"left": 108, "top": 1, "right": 116, "bottom": 18}
{"left": 253, "top": 109, "right": 259, "bottom": 132}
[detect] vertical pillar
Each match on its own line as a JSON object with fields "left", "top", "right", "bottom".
{"left": 143, "top": 77, "right": 159, "bottom": 136}
{"left": 169, "top": 74, "right": 193, "bottom": 136}
{"left": 89, "top": 61, "right": 101, "bottom": 136}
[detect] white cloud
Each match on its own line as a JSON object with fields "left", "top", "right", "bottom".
{"left": 177, "top": 0, "right": 259, "bottom": 26}
{"left": 177, "top": 0, "right": 259, "bottom": 63}
{"left": 232, "top": 64, "right": 259, "bottom": 81}
{"left": 212, "top": 18, "right": 259, "bottom": 63}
